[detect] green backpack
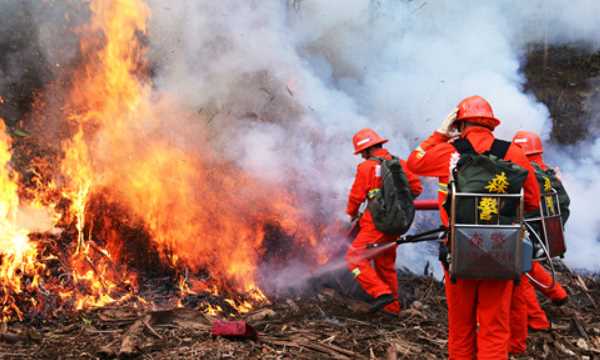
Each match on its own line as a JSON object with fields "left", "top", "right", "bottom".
{"left": 367, "top": 156, "right": 415, "bottom": 235}
{"left": 443, "top": 139, "right": 533, "bottom": 282}
{"left": 531, "top": 162, "right": 570, "bottom": 225}
{"left": 444, "top": 139, "right": 529, "bottom": 225}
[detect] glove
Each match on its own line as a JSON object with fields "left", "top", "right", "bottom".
{"left": 436, "top": 108, "right": 458, "bottom": 137}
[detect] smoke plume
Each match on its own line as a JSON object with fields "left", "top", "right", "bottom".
{"left": 144, "top": 0, "right": 600, "bottom": 273}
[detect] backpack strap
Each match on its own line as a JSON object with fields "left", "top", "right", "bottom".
{"left": 486, "top": 139, "right": 511, "bottom": 159}
{"left": 453, "top": 138, "right": 511, "bottom": 159}
{"left": 368, "top": 156, "right": 386, "bottom": 163}
{"left": 530, "top": 161, "right": 544, "bottom": 173}
{"left": 367, "top": 156, "right": 385, "bottom": 199}
{"left": 369, "top": 156, "right": 402, "bottom": 164}
{"left": 451, "top": 138, "right": 476, "bottom": 154}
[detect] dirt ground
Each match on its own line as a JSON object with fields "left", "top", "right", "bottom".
{"left": 0, "top": 268, "right": 598, "bottom": 359}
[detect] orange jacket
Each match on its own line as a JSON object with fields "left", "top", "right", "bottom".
{"left": 527, "top": 153, "right": 548, "bottom": 171}
{"left": 407, "top": 127, "right": 540, "bottom": 225}
{"left": 346, "top": 148, "right": 423, "bottom": 227}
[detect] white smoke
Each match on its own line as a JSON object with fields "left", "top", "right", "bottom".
{"left": 546, "top": 140, "right": 600, "bottom": 271}
{"left": 147, "top": 1, "right": 369, "bottom": 200}
{"left": 145, "top": 0, "right": 600, "bottom": 274}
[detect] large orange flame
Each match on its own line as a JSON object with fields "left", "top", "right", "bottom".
{"left": 59, "top": 0, "right": 326, "bottom": 300}
{"left": 0, "top": 0, "right": 328, "bottom": 321}
{"left": 57, "top": 0, "right": 153, "bottom": 310}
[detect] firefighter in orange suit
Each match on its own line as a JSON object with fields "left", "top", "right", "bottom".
{"left": 523, "top": 262, "right": 568, "bottom": 330}
{"left": 406, "top": 96, "right": 540, "bottom": 359}
{"left": 512, "top": 130, "right": 569, "bottom": 333}
{"left": 345, "top": 128, "right": 423, "bottom": 314}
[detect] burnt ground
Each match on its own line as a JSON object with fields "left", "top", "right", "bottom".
{"left": 0, "top": 268, "right": 598, "bottom": 359}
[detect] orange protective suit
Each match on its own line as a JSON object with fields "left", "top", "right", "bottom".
{"left": 523, "top": 272, "right": 550, "bottom": 331}
{"left": 407, "top": 127, "right": 541, "bottom": 359}
{"left": 346, "top": 147, "right": 423, "bottom": 314}
{"left": 526, "top": 154, "right": 547, "bottom": 170}
{"left": 511, "top": 155, "right": 568, "bottom": 349}
{"left": 523, "top": 261, "right": 568, "bottom": 329}
{"left": 529, "top": 261, "right": 568, "bottom": 302}
{"left": 527, "top": 153, "right": 568, "bottom": 302}
{"left": 509, "top": 275, "right": 529, "bottom": 354}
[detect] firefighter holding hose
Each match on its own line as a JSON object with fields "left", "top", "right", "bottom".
{"left": 345, "top": 128, "right": 423, "bottom": 314}
{"left": 407, "top": 96, "right": 541, "bottom": 359}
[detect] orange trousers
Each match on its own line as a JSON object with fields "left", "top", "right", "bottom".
{"left": 529, "top": 262, "right": 567, "bottom": 301}
{"left": 346, "top": 228, "right": 400, "bottom": 314}
{"left": 523, "top": 277, "right": 550, "bottom": 331}
{"left": 524, "top": 262, "right": 568, "bottom": 330}
{"left": 509, "top": 274, "right": 529, "bottom": 354}
{"left": 444, "top": 268, "right": 513, "bottom": 360}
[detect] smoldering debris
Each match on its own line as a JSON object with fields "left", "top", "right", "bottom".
{"left": 0, "top": 270, "right": 598, "bottom": 359}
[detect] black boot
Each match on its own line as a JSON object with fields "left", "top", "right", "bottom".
{"left": 369, "top": 294, "right": 394, "bottom": 313}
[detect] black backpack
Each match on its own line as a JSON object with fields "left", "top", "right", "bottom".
{"left": 366, "top": 156, "right": 415, "bottom": 235}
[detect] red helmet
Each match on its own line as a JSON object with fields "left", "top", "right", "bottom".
{"left": 455, "top": 95, "right": 501, "bottom": 130}
{"left": 512, "top": 130, "right": 543, "bottom": 155}
{"left": 352, "top": 128, "right": 388, "bottom": 155}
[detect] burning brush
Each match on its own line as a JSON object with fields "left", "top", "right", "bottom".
{"left": 0, "top": 0, "right": 330, "bottom": 324}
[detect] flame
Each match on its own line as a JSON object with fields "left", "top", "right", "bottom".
{"left": 0, "top": 0, "right": 329, "bottom": 322}
{"left": 204, "top": 304, "right": 223, "bottom": 317}
{"left": 58, "top": 0, "right": 325, "bottom": 299}
{"left": 0, "top": 119, "right": 49, "bottom": 322}
{"left": 225, "top": 299, "right": 253, "bottom": 314}
{"left": 58, "top": 0, "right": 152, "bottom": 310}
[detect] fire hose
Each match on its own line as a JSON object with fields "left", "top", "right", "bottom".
{"left": 366, "top": 226, "right": 447, "bottom": 249}
{"left": 413, "top": 199, "right": 439, "bottom": 211}
{"left": 524, "top": 221, "right": 556, "bottom": 290}
{"left": 364, "top": 199, "right": 445, "bottom": 248}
